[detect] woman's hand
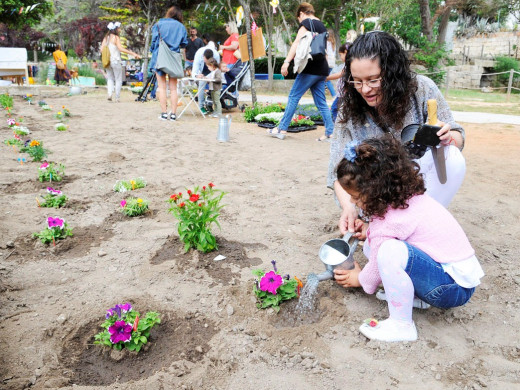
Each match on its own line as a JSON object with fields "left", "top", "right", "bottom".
{"left": 436, "top": 121, "right": 453, "bottom": 146}
{"left": 334, "top": 262, "right": 362, "bottom": 288}
{"left": 281, "top": 62, "right": 289, "bottom": 77}
{"left": 338, "top": 201, "right": 358, "bottom": 235}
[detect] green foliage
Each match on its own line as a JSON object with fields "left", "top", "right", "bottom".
{"left": 493, "top": 56, "right": 520, "bottom": 87}
{"left": 244, "top": 103, "right": 285, "bottom": 122}
{"left": 252, "top": 269, "right": 299, "bottom": 313}
{"left": 4, "top": 138, "right": 23, "bottom": 148}
{"left": 94, "top": 308, "right": 161, "bottom": 353}
{"left": 114, "top": 177, "right": 147, "bottom": 192}
{"left": 167, "top": 184, "right": 226, "bottom": 253}
{"left": 254, "top": 57, "right": 296, "bottom": 79}
{"left": 33, "top": 222, "right": 73, "bottom": 244}
{"left": 76, "top": 65, "right": 107, "bottom": 86}
{"left": 295, "top": 104, "right": 323, "bottom": 121}
{"left": 39, "top": 194, "right": 68, "bottom": 208}
{"left": 38, "top": 163, "right": 65, "bottom": 182}
{"left": 0, "top": 0, "right": 53, "bottom": 29}
{"left": 0, "top": 93, "right": 13, "bottom": 108}
{"left": 413, "top": 41, "right": 449, "bottom": 86}
{"left": 120, "top": 197, "right": 149, "bottom": 217}
{"left": 20, "top": 140, "right": 50, "bottom": 162}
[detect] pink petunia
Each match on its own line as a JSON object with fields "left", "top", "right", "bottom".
{"left": 120, "top": 199, "right": 127, "bottom": 208}
{"left": 39, "top": 162, "right": 49, "bottom": 170}
{"left": 259, "top": 271, "right": 283, "bottom": 295}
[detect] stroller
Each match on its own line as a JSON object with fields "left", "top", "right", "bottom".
{"left": 204, "top": 60, "right": 250, "bottom": 112}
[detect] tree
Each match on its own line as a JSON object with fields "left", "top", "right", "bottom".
{"left": 0, "top": 0, "right": 52, "bottom": 29}
{"left": 238, "top": 0, "right": 257, "bottom": 104}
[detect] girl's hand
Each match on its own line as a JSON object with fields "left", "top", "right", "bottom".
{"left": 333, "top": 262, "right": 362, "bottom": 288}
{"left": 281, "top": 62, "right": 289, "bottom": 77}
{"left": 353, "top": 219, "right": 368, "bottom": 240}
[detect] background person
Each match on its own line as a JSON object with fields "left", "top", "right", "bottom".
{"left": 325, "top": 29, "right": 337, "bottom": 98}
{"left": 52, "top": 44, "right": 71, "bottom": 86}
{"left": 192, "top": 37, "right": 220, "bottom": 115}
{"left": 266, "top": 2, "right": 334, "bottom": 141}
{"left": 328, "top": 31, "right": 466, "bottom": 234}
{"left": 150, "top": 6, "right": 188, "bottom": 121}
{"left": 184, "top": 26, "right": 204, "bottom": 76}
{"left": 325, "top": 43, "right": 348, "bottom": 124}
{"left": 101, "top": 22, "right": 141, "bottom": 102}
{"left": 219, "top": 22, "right": 239, "bottom": 69}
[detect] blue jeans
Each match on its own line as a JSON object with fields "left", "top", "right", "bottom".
{"left": 331, "top": 97, "right": 338, "bottom": 122}
{"left": 278, "top": 73, "right": 334, "bottom": 136}
{"left": 325, "top": 67, "right": 336, "bottom": 97}
{"left": 403, "top": 242, "right": 475, "bottom": 309}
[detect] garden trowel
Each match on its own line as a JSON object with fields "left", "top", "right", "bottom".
{"left": 401, "top": 99, "right": 447, "bottom": 184}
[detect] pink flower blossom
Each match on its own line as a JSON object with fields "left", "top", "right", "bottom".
{"left": 259, "top": 271, "right": 283, "bottom": 295}
{"left": 47, "top": 216, "right": 65, "bottom": 229}
{"left": 39, "top": 162, "right": 49, "bottom": 170}
{"left": 120, "top": 199, "right": 127, "bottom": 208}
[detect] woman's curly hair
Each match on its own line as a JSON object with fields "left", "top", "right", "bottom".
{"left": 339, "top": 31, "right": 417, "bottom": 130}
{"left": 336, "top": 135, "right": 425, "bottom": 219}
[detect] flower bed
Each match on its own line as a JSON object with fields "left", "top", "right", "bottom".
{"left": 254, "top": 112, "right": 317, "bottom": 133}
{"left": 243, "top": 103, "right": 285, "bottom": 123}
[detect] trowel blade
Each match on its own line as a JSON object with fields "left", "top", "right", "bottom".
{"left": 431, "top": 145, "right": 447, "bottom": 184}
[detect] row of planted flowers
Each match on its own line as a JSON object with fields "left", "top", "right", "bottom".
{"left": 2, "top": 93, "right": 303, "bottom": 355}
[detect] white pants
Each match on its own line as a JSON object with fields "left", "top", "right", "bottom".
{"left": 106, "top": 64, "right": 123, "bottom": 99}
{"left": 416, "top": 145, "right": 466, "bottom": 207}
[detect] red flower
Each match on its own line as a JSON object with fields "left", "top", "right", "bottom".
{"left": 170, "top": 194, "right": 177, "bottom": 200}
{"left": 178, "top": 192, "right": 182, "bottom": 197}
{"left": 178, "top": 202, "right": 186, "bottom": 208}
{"left": 209, "top": 183, "right": 214, "bottom": 188}
{"left": 187, "top": 189, "right": 192, "bottom": 195}
{"left": 202, "top": 186, "right": 206, "bottom": 191}
{"left": 369, "top": 320, "right": 378, "bottom": 327}
{"left": 189, "top": 194, "right": 200, "bottom": 202}
{"left": 199, "top": 202, "right": 204, "bottom": 207}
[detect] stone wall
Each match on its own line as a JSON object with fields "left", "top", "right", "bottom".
{"left": 445, "top": 59, "right": 497, "bottom": 89}
{"left": 451, "top": 31, "right": 520, "bottom": 63}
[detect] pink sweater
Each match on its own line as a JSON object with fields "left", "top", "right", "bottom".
{"left": 358, "top": 194, "right": 475, "bottom": 294}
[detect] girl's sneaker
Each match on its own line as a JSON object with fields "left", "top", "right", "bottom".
{"left": 359, "top": 318, "right": 417, "bottom": 342}
{"left": 158, "top": 112, "right": 168, "bottom": 121}
{"left": 170, "top": 113, "right": 176, "bottom": 121}
{"left": 376, "top": 289, "right": 430, "bottom": 309}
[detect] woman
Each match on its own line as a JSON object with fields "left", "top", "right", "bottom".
{"left": 219, "top": 22, "right": 239, "bottom": 69}
{"left": 52, "top": 45, "right": 71, "bottom": 86}
{"left": 328, "top": 31, "right": 466, "bottom": 234}
{"left": 325, "top": 29, "right": 337, "bottom": 98}
{"left": 100, "top": 22, "right": 141, "bottom": 102}
{"left": 150, "top": 6, "right": 188, "bottom": 121}
{"left": 267, "top": 2, "right": 334, "bottom": 141}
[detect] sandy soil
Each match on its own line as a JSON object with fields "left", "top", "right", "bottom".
{"left": 1, "top": 88, "right": 519, "bottom": 390}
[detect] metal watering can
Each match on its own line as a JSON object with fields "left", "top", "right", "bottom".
{"left": 217, "top": 114, "right": 231, "bottom": 142}
{"left": 316, "top": 232, "right": 359, "bottom": 282}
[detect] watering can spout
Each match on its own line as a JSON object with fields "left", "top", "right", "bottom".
{"left": 316, "top": 270, "right": 334, "bottom": 282}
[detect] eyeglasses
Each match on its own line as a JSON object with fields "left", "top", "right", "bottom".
{"left": 348, "top": 77, "right": 382, "bottom": 90}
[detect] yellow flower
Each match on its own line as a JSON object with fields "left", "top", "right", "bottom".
{"left": 137, "top": 198, "right": 143, "bottom": 203}
{"left": 57, "top": 112, "right": 62, "bottom": 115}
{"left": 30, "top": 140, "right": 40, "bottom": 147}
{"left": 130, "top": 180, "right": 136, "bottom": 185}
{"left": 62, "top": 106, "right": 65, "bottom": 109}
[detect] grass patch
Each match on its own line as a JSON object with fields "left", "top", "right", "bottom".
{"left": 446, "top": 89, "right": 520, "bottom": 116}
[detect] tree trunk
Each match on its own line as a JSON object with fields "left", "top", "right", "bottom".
{"left": 419, "top": 0, "right": 434, "bottom": 42}
{"left": 259, "top": 0, "right": 274, "bottom": 90}
{"left": 436, "top": 7, "right": 452, "bottom": 45}
{"left": 239, "top": 0, "right": 256, "bottom": 104}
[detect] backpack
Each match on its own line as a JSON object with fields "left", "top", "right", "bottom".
{"left": 102, "top": 44, "right": 111, "bottom": 68}
{"left": 56, "top": 58, "right": 65, "bottom": 70}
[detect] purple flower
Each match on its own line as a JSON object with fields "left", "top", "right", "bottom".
{"left": 47, "top": 187, "right": 62, "bottom": 196}
{"left": 120, "top": 303, "right": 132, "bottom": 313}
{"left": 108, "top": 320, "right": 133, "bottom": 344}
{"left": 259, "top": 271, "right": 283, "bottom": 295}
{"left": 47, "top": 216, "right": 65, "bottom": 229}
{"left": 24, "top": 139, "right": 31, "bottom": 147}
{"left": 271, "top": 260, "right": 278, "bottom": 272}
{"left": 344, "top": 140, "right": 361, "bottom": 162}
{"left": 7, "top": 118, "right": 15, "bottom": 126}
{"left": 106, "top": 303, "right": 132, "bottom": 319}
{"left": 105, "top": 308, "right": 114, "bottom": 319}
{"left": 283, "top": 274, "right": 290, "bottom": 280}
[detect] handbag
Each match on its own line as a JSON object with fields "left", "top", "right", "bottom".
{"left": 155, "top": 22, "right": 184, "bottom": 79}
{"left": 101, "top": 44, "right": 111, "bottom": 68}
{"left": 56, "top": 58, "right": 66, "bottom": 70}
{"left": 308, "top": 19, "right": 328, "bottom": 60}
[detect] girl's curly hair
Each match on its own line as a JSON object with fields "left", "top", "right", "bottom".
{"left": 339, "top": 31, "right": 417, "bottom": 130}
{"left": 336, "top": 135, "right": 425, "bottom": 218}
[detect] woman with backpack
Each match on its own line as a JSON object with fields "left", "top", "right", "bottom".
{"left": 100, "top": 22, "right": 141, "bottom": 102}
{"left": 266, "top": 2, "right": 333, "bottom": 141}
{"left": 52, "top": 45, "right": 71, "bottom": 86}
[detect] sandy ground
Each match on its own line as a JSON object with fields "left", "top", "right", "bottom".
{"left": 1, "top": 87, "right": 520, "bottom": 390}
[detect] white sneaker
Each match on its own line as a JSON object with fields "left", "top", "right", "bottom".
{"left": 158, "top": 112, "right": 169, "bottom": 120}
{"left": 359, "top": 318, "right": 418, "bottom": 342}
{"left": 376, "top": 289, "right": 431, "bottom": 309}
{"left": 169, "top": 113, "right": 176, "bottom": 121}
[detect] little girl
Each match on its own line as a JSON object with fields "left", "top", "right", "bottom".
{"left": 334, "top": 136, "right": 484, "bottom": 342}
{"left": 205, "top": 58, "right": 222, "bottom": 118}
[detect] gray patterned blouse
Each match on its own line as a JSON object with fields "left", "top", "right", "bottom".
{"left": 327, "top": 75, "right": 465, "bottom": 188}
